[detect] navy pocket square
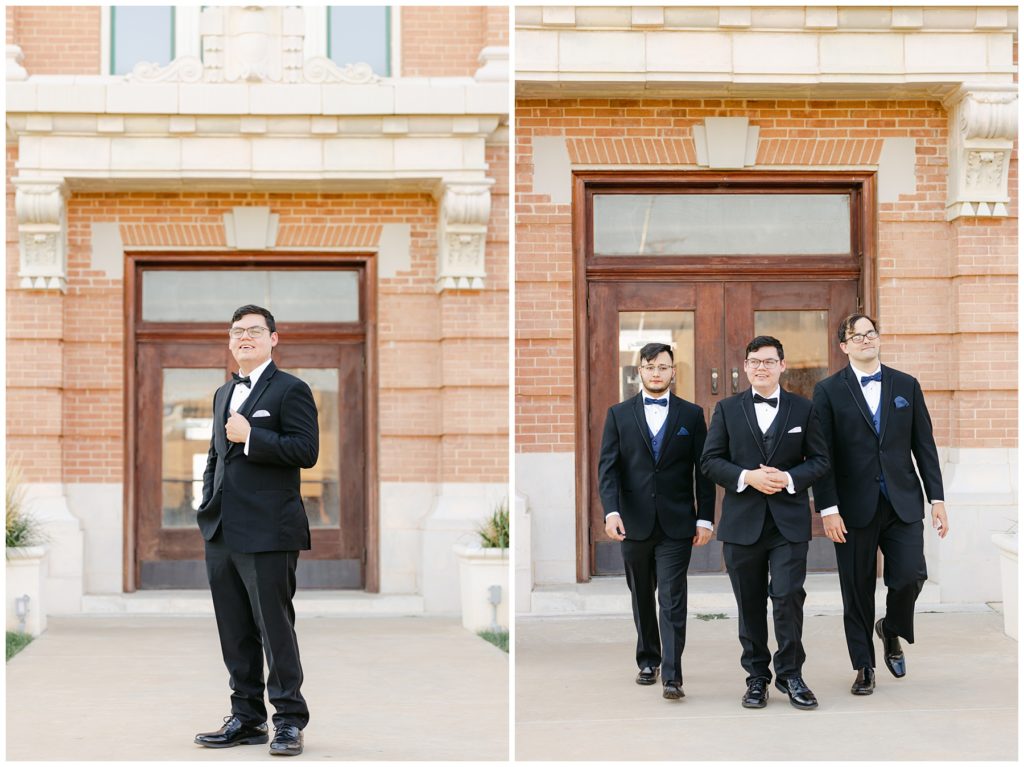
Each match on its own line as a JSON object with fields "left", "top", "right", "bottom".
{"left": 676, "top": 426, "right": 690, "bottom": 436}
{"left": 894, "top": 396, "right": 909, "bottom": 409}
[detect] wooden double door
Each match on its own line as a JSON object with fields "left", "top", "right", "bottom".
{"left": 587, "top": 279, "right": 857, "bottom": 575}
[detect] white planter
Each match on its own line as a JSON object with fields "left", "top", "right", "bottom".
{"left": 991, "top": 533, "right": 1018, "bottom": 640}
{"left": 453, "top": 544, "right": 509, "bottom": 633}
{"left": 6, "top": 545, "right": 47, "bottom": 636}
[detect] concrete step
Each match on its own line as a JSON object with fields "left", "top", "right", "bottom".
{"left": 80, "top": 590, "right": 425, "bottom": 618}
{"left": 527, "top": 574, "right": 987, "bottom": 618}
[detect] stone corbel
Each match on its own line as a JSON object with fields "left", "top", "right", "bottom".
{"left": 944, "top": 86, "right": 1018, "bottom": 220}
{"left": 435, "top": 180, "right": 494, "bottom": 291}
{"left": 13, "top": 177, "right": 69, "bottom": 291}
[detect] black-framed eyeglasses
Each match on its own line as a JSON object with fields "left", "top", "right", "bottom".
{"left": 744, "top": 358, "right": 780, "bottom": 369}
{"left": 844, "top": 330, "right": 879, "bottom": 344}
{"left": 639, "top": 364, "right": 673, "bottom": 374}
{"left": 229, "top": 325, "right": 270, "bottom": 339}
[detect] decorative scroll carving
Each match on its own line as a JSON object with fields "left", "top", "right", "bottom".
{"left": 436, "top": 181, "right": 494, "bottom": 291}
{"left": 7, "top": 44, "right": 28, "bottom": 81}
{"left": 944, "top": 87, "right": 1017, "bottom": 220}
{"left": 127, "top": 56, "right": 204, "bottom": 84}
{"left": 302, "top": 58, "right": 380, "bottom": 85}
{"left": 13, "top": 178, "right": 68, "bottom": 291}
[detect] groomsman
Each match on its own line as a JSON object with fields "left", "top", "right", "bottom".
{"left": 701, "top": 336, "right": 829, "bottom": 710}
{"left": 598, "top": 342, "right": 716, "bottom": 700}
{"left": 812, "top": 314, "right": 948, "bottom": 695}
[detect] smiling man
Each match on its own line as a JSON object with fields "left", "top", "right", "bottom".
{"left": 193, "top": 305, "right": 319, "bottom": 756}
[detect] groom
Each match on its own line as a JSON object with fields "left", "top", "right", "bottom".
{"left": 193, "top": 304, "right": 319, "bottom": 756}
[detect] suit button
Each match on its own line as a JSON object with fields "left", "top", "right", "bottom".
{"left": 651, "top": 493, "right": 656, "bottom": 498}
{"left": 225, "top": 458, "right": 231, "bottom": 465}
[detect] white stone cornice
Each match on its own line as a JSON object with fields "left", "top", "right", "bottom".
{"left": 13, "top": 177, "right": 68, "bottom": 291}
{"left": 7, "top": 45, "right": 28, "bottom": 81}
{"left": 943, "top": 85, "right": 1018, "bottom": 220}
{"left": 435, "top": 180, "right": 494, "bottom": 291}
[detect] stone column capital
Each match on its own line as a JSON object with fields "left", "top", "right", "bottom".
{"left": 435, "top": 179, "right": 495, "bottom": 291}
{"left": 13, "top": 177, "right": 69, "bottom": 291}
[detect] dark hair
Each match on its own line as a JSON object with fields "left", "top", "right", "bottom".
{"left": 638, "top": 342, "right": 674, "bottom": 364}
{"left": 745, "top": 335, "right": 784, "bottom": 361}
{"left": 231, "top": 304, "right": 277, "bottom": 333}
{"left": 837, "top": 313, "right": 877, "bottom": 343}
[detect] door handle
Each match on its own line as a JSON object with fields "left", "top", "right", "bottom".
{"left": 731, "top": 368, "right": 739, "bottom": 394}
{"left": 711, "top": 368, "right": 719, "bottom": 395}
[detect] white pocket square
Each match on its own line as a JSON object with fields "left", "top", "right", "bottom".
{"left": 787, "top": 426, "right": 802, "bottom": 433}
{"left": 252, "top": 410, "right": 271, "bottom": 418}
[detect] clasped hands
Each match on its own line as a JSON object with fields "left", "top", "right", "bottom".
{"left": 745, "top": 464, "right": 789, "bottom": 495}
{"left": 225, "top": 410, "right": 251, "bottom": 444}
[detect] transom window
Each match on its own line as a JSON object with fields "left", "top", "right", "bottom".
{"left": 328, "top": 6, "right": 391, "bottom": 76}
{"left": 110, "top": 6, "right": 175, "bottom": 75}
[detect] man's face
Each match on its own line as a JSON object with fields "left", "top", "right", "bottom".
{"left": 839, "top": 317, "right": 880, "bottom": 368}
{"left": 744, "top": 345, "right": 786, "bottom": 393}
{"left": 229, "top": 313, "right": 278, "bottom": 372}
{"left": 638, "top": 351, "right": 675, "bottom": 396}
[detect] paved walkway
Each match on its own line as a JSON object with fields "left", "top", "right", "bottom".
{"left": 7, "top": 616, "right": 508, "bottom": 761}
{"left": 516, "top": 610, "right": 1017, "bottom": 761}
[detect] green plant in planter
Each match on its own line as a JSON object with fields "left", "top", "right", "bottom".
{"left": 478, "top": 500, "right": 509, "bottom": 549}
{"left": 6, "top": 460, "right": 45, "bottom": 552}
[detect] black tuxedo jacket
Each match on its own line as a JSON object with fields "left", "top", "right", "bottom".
{"left": 811, "top": 364, "right": 944, "bottom": 528}
{"left": 597, "top": 392, "right": 716, "bottom": 541}
{"left": 197, "top": 360, "right": 319, "bottom": 553}
{"left": 700, "top": 389, "right": 829, "bottom": 545}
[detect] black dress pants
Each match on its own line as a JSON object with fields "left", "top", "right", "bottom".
{"left": 205, "top": 527, "right": 308, "bottom": 729}
{"left": 834, "top": 492, "right": 927, "bottom": 670}
{"left": 621, "top": 518, "right": 694, "bottom": 685}
{"left": 722, "top": 512, "right": 809, "bottom": 683}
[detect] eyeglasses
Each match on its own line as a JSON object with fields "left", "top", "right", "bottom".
{"left": 744, "top": 358, "right": 780, "bottom": 369}
{"left": 639, "top": 365, "right": 674, "bottom": 374}
{"left": 844, "top": 330, "right": 879, "bottom": 344}
{"left": 229, "top": 325, "right": 270, "bottom": 339}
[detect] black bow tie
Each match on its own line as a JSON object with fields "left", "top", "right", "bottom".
{"left": 231, "top": 372, "right": 252, "bottom": 388}
{"left": 753, "top": 394, "right": 778, "bottom": 408}
{"left": 644, "top": 397, "right": 668, "bottom": 407}
{"left": 860, "top": 371, "right": 882, "bottom": 386}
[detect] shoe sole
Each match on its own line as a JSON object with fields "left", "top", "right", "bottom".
{"left": 662, "top": 689, "right": 684, "bottom": 700}
{"left": 269, "top": 748, "right": 303, "bottom": 756}
{"left": 741, "top": 698, "right": 768, "bottom": 709}
{"left": 636, "top": 676, "right": 658, "bottom": 686}
{"left": 851, "top": 687, "right": 875, "bottom": 696}
{"left": 195, "top": 736, "right": 269, "bottom": 748}
{"left": 774, "top": 683, "right": 818, "bottom": 710}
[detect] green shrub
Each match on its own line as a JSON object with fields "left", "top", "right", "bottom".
{"left": 5, "top": 460, "right": 45, "bottom": 551}
{"left": 477, "top": 629, "right": 509, "bottom": 653}
{"left": 6, "top": 632, "right": 33, "bottom": 661}
{"left": 478, "top": 500, "right": 509, "bottom": 549}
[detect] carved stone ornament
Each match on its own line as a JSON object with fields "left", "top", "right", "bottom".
{"left": 436, "top": 181, "right": 494, "bottom": 291}
{"left": 944, "top": 86, "right": 1018, "bottom": 220}
{"left": 13, "top": 178, "right": 69, "bottom": 291}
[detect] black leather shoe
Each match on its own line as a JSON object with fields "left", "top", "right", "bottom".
{"left": 774, "top": 676, "right": 819, "bottom": 710}
{"left": 662, "top": 681, "right": 684, "bottom": 700}
{"left": 194, "top": 716, "right": 269, "bottom": 748}
{"left": 269, "top": 724, "right": 303, "bottom": 756}
{"left": 851, "top": 667, "right": 875, "bottom": 695}
{"left": 636, "top": 666, "right": 659, "bottom": 685}
{"left": 875, "top": 619, "right": 906, "bottom": 678}
{"left": 741, "top": 677, "right": 769, "bottom": 709}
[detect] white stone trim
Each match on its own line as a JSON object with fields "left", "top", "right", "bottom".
{"left": 692, "top": 117, "right": 760, "bottom": 169}
{"left": 223, "top": 207, "right": 279, "bottom": 250}
{"left": 435, "top": 180, "right": 494, "bottom": 291}
{"left": 7, "top": 44, "right": 27, "bottom": 80}
{"left": 12, "top": 177, "right": 68, "bottom": 291}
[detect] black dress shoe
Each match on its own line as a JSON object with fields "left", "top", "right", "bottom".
{"left": 194, "top": 716, "right": 269, "bottom": 748}
{"left": 774, "top": 676, "right": 819, "bottom": 710}
{"left": 636, "top": 666, "right": 659, "bottom": 685}
{"left": 662, "top": 681, "right": 684, "bottom": 700}
{"left": 741, "top": 677, "right": 769, "bottom": 709}
{"left": 875, "top": 619, "right": 906, "bottom": 678}
{"left": 851, "top": 666, "right": 875, "bottom": 695}
{"left": 269, "top": 724, "right": 303, "bottom": 756}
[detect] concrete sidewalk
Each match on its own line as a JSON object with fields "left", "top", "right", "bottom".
{"left": 7, "top": 616, "right": 508, "bottom": 761}
{"left": 516, "top": 610, "right": 1017, "bottom": 761}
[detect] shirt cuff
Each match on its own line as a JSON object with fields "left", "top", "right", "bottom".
{"left": 696, "top": 520, "right": 713, "bottom": 531}
{"left": 819, "top": 505, "right": 839, "bottom": 517}
{"left": 605, "top": 511, "right": 620, "bottom": 520}
{"left": 784, "top": 472, "right": 795, "bottom": 494}
{"left": 737, "top": 470, "right": 748, "bottom": 492}
{"left": 930, "top": 500, "right": 943, "bottom": 505}
{"left": 243, "top": 431, "right": 251, "bottom": 456}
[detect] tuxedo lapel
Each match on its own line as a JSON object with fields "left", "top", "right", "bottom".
{"left": 238, "top": 361, "right": 277, "bottom": 419}
{"left": 655, "top": 395, "right": 685, "bottom": 466}
{"left": 763, "top": 390, "right": 792, "bottom": 465}
{"left": 878, "top": 364, "right": 894, "bottom": 441}
{"left": 630, "top": 394, "right": 656, "bottom": 461}
{"left": 213, "top": 381, "right": 233, "bottom": 454}
{"left": 841, "top": 366, "right": 879, "bottom": 439}
{"left": 740, "top": 390, "right": 768, "bottom": 461}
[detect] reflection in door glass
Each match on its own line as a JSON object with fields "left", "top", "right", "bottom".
{"left": 618, "top": 312, "right": 695, "bottom": 403}
{"left": 162, "top": 369, "right": 225, "bottom": 528}
{"left": 293, "top": 368, "right": 340, "bottom": 529}
{"left": 754, "top": 311, "right": 829, "bottom": 401}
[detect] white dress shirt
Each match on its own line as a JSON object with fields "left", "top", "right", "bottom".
{"left": 738, "top": 386, "right": 795, "bottom": 494}
{"left": 228, "top": 357, "right": 273, "bottom": 455}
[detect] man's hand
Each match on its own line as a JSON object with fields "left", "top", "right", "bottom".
{"left": 823, "top": 513, "right": 847, "bottom": 544}
{"left": 745, "top": 467, "right": 787, "bottom": 494}
{"left": 226, "top": 410, "right": 251, "bottom": 444}
{"left": 931, "top": 502, "right": 949, "bottom": 539}
{"left": 605, "top": 513, "right": 626, "bottom": 541}
{"left": 692, "top": 527, "right": 712, "bottom": 547}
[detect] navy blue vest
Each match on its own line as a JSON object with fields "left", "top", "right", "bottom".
{"left": 650, "top": 417, "right": 669, "bottom": 463}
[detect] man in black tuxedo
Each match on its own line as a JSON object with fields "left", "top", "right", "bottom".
{"left": 812, "top": 314, "right": 948, "bottom": 695}
{"left": 193, "top": 305, "right": 319, "bottom": 756}
{"left": 701, "top": 336, "right": 829, "bottom": 710}
{"left": 598, "top": 342, "right": 716, "bottom": 700}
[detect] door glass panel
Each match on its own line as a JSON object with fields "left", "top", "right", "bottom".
{"left": 293, "top": 368, "right": 340, "bottom": 529}
{"left": 618, "top": 312, "right": 696, "bottom": 403}
{"left": 594, "top": 194, "right": 851, "bottom": 256}
{"left": 162, "top": 368, "right": 223, "bottom": 528}
{"left": 142, "top": 271, "right": 360, "bottom": 323}
{"left": 754, "top": 310, "right": 829, "bottom": 401}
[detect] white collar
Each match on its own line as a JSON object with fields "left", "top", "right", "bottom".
{"left": 238, "top": 357, "right": 273, "bottom": 387}
{"left": 849, "top": 362, "right": 882, "bottom": 379}
{"left": 753, "top": 385, "right": 782, "bottom": 401}
{"left": 641, "top": 386, "right": 671, "bottom": 402}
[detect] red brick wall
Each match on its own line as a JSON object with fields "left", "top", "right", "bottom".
{"left": 8, "top": 5, "right": 101, "bottom": 75}
{"left": 515, "top": 97, "right": 1018, "bottom": 452}
{"left": 401, "top": 6, "right": 505, "bottom": 77}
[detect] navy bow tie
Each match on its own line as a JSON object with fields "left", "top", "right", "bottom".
{"left": 231, "top": 372, "right": 252, "bottom": 388}
{"left": 860, "top": 371, "right": 882, "bottom": 387}
{"left": 753, "top": 394, "right": 778, "bottom": 408}
{"left": 644, "top": 397, "right": 668, "bottom": 407}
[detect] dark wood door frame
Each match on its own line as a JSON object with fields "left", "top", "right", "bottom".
{"left": 123, "top": 252, "right": 380, "bottom": 593}
{"left": 572, "top": 170, "right": 878, "bottom": 582}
